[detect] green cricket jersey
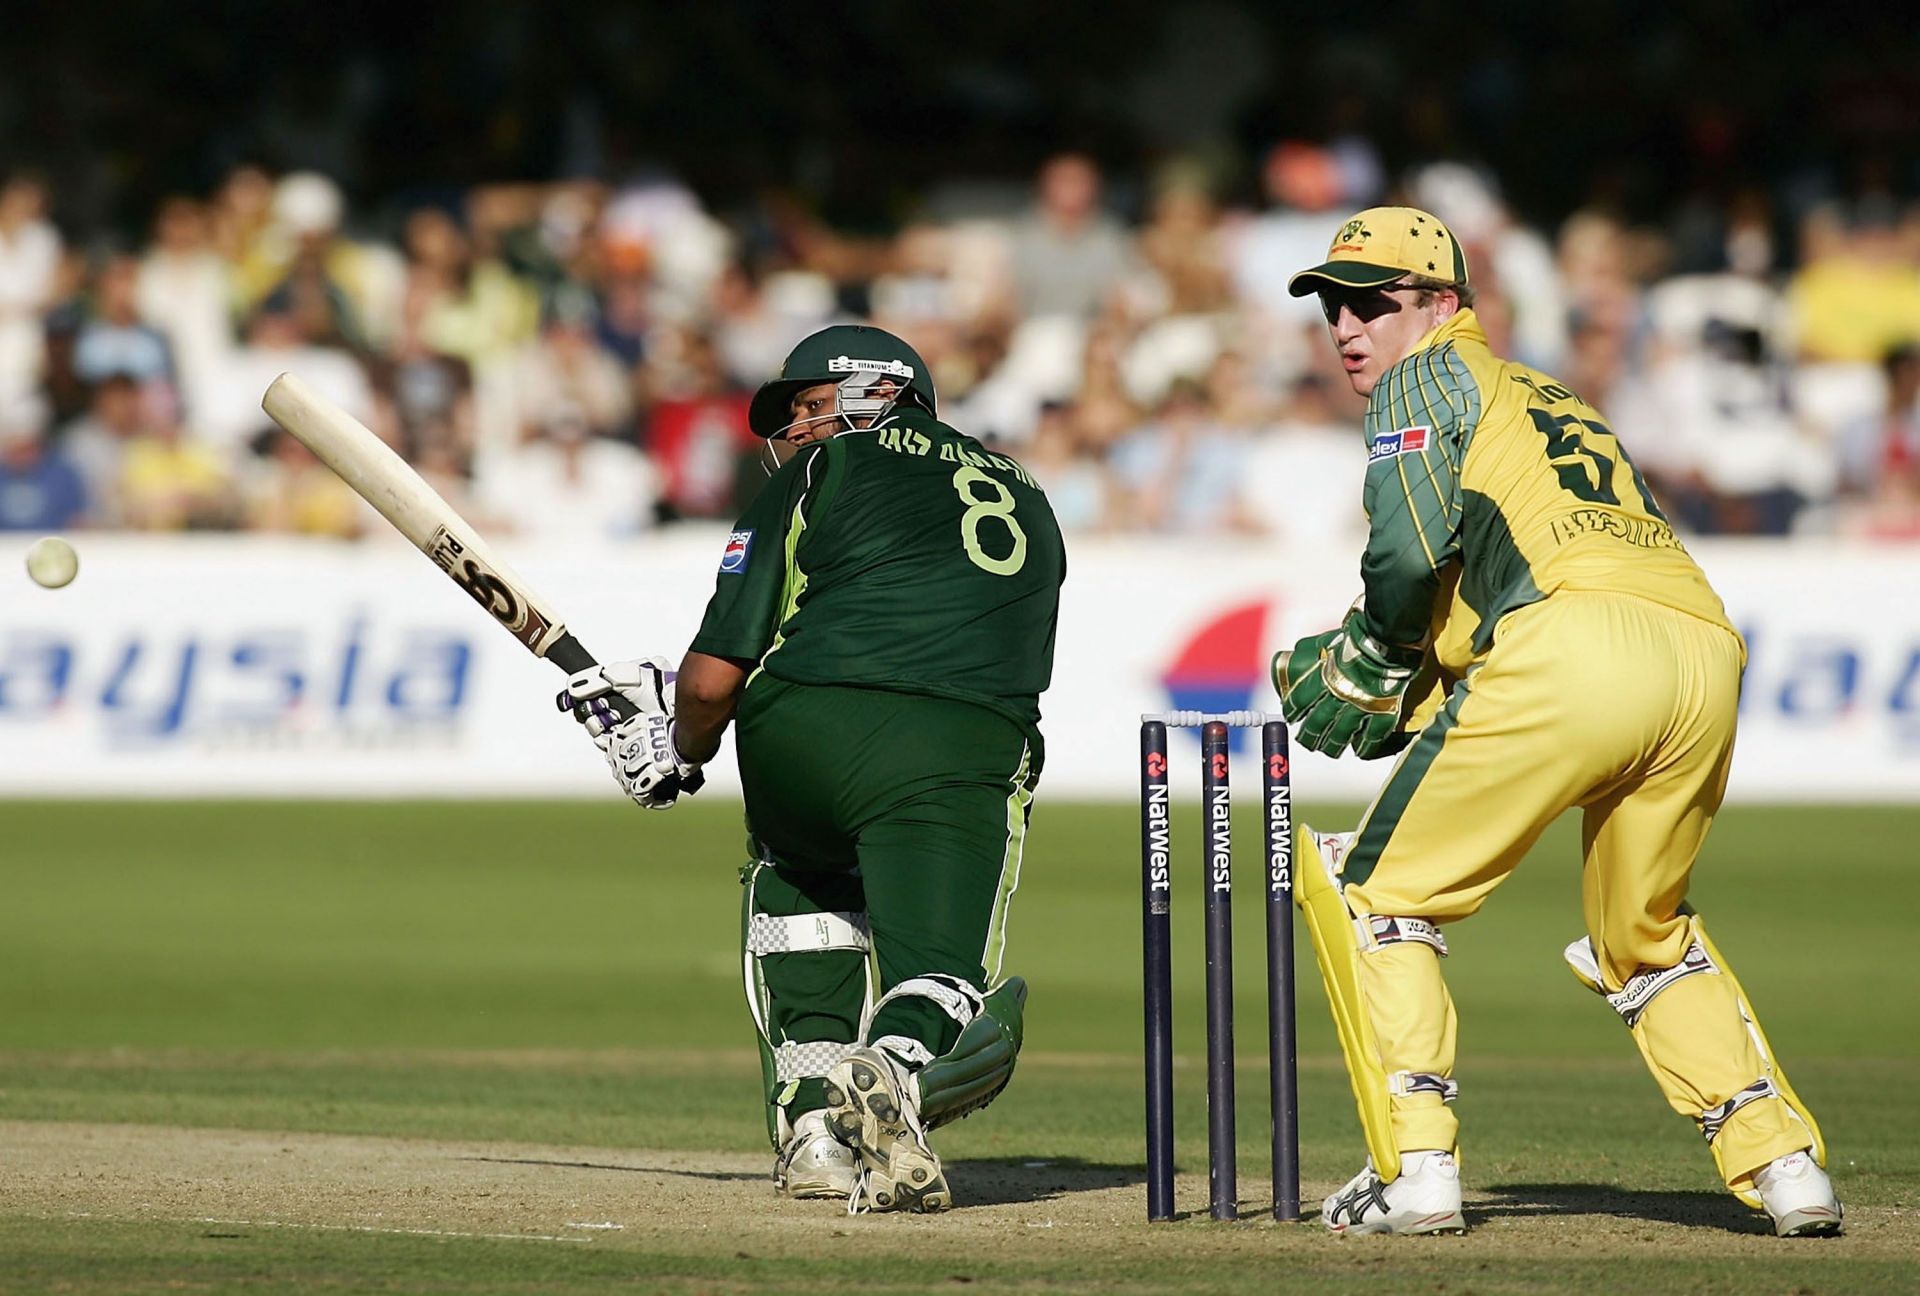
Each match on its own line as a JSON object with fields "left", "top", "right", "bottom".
{"left": 689, "top": 409, "right": 1066, "bottom": 742}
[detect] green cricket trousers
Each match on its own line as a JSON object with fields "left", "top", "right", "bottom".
{"left": 732, "top": 675, "right": 1040, "bottom": 1130}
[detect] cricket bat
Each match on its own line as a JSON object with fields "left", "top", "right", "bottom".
{"left": 261, "top": 371, "right": 637, "bottom": 722}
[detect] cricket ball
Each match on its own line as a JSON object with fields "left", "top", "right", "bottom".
{"left": 25, "top": 535, "right": 79, "bottom": 589}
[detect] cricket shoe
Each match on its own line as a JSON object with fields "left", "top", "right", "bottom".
{"left": 773, "top": 1108, "right": 859, "bottom": 1200}
{"left": 1753, "top": 1150, "right": 1844, "bottom": 1237}
{"left": 824, "top": 1047, "right": 951, "bottom": 1213}
{"left": 1322, "top": 1151, "right": 1466, "bottom": 1236}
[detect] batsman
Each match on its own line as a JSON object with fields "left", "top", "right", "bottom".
{"left": 1274, "top": 208, "right": 1842, "bottom": 1237}
{"left": 562, "top": 325, "right": 1064, "bottom": 1213}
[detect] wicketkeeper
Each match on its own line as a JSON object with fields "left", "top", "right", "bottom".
{"left": 1274, "top": 208, "right": 1842, "bottom": 1237}
{"left": 564, "top": 324, "right": 1065, "bottom": 1213}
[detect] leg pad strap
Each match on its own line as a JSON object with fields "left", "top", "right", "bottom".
{"left": 748, "top": 911, "right": 871, "bottom": 955}
{"left": 1563, "top": 934, "right": 1714, "bottom": 1028}
{"left": 1368, "top": 915, "right": 1449, "bottom": 956}
{"left": 774, "top": 1039, "right": 865, "bottom": 1084}
{"left": 1388, "top": 1070, "right": 1458, "bottom": 1102}
{"left": 1699, "top": 1077, "right": 1780, "bottom": 1146}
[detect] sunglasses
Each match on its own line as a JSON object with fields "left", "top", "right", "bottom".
{"left": 1318, "top": 282, "right": 1422, "bottom": 325}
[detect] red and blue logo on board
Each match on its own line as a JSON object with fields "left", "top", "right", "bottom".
{"left": 1160, "top": 598, "right": 1274, "bottom": 752}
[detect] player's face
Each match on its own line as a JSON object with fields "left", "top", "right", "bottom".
{"left": 1320, "top": 283, "right": 1450, "bottom": 398}
{"left": 769, "top": 378, "right": 907, "bottom": 467}
{"left": 764, "top": 382, "right": 838, "bottom": 469}
{"left": 784, "top": 383, "right": 842, "bottom": 446}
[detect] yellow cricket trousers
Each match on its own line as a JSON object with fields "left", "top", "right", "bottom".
{"left": 1340, "top": 590, "right": 1815, "bottom": 1189}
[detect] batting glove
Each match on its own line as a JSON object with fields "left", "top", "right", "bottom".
{"left": 1272, "top": 604, "right": 1423, "bottom": 759}
{"left": 559, "top": 655, "right": 676, "bottom": 741}
{"left": 605, "top": 712, "right": 705, "bottom": 810}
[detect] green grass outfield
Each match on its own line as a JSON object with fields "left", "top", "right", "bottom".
{"left": 2, "top": 798, "right": 1916, "bottom": 1294}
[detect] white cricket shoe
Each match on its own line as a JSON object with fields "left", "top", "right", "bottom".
{"left": 774, "top": 1108, "right": 859, "bottom": 1200}
{"left": 1322, "top": 1151, "right": 1466, "bottom": 1235}
{"left": 824, "top": 1046, "right": 951, "bottom": 1213}
{"left": 1754, "top": 1149, "right": 1844, "bottom": 1237}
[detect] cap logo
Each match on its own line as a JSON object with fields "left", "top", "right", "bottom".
{"left": 827, "top": 355, "right": 915, "bottom": 379}
{"left": 1332, "top": 218, "right": 1371, "bottom": 253}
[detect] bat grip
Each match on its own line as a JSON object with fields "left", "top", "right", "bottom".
{"left": 546, "top": 631, "right": 639, "bottom": 721}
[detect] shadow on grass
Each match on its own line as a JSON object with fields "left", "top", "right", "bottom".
{"left": 1478, "top": 1182, "right": 1769, "bottom": 1235}
{"left": 950, "top": 1156, "right": 1143, "bottom": 1207}
{"left": 457, "top": 1155, "right": 761, "bottom": 1183}
{"left": 457, "top": 1153, "right": 1144, "bottom": 1205}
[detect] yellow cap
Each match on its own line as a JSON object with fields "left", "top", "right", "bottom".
{"left": 1286, "top": 206, "right": 1469, "bottom": 297}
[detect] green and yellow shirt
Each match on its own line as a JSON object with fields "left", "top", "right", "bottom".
{"left": 1358, "top": 309, "right": 1736, "bottom": 677}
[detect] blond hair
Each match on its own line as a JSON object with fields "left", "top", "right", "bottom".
{"left": 1403, "top": 274, "right": 1477, "bottom": 310}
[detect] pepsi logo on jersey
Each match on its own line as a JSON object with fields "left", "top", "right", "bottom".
{"left": 719, "top": 530, "right": 755, "bottom": 573}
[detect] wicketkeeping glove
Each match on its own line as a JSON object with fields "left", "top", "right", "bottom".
{"left": 604, "top": 712, "right": 705, "bottom": 810}
{"left": 1272, "top": 604, "right": 1424, "bottom": 759}
{"left": 559, "top": 656, "right": 676, "bottom": 741}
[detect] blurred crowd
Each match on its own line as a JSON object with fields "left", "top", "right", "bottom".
{"left": 3, "top": 143, "right": 1919, "bottom": 546}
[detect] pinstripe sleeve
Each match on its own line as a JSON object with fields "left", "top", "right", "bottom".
{"left": 1358, "top": 345, "right": 1480, "bottom": 647}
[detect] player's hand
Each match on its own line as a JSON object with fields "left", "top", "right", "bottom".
{"left": 559, "top": 656, "right": 676, "bottom": 741}
{"left": 1272, "top": 605, "right": 1423, "bottom": 758}
{"left": 604, "top": 713, "right": 705, "bottom": 810}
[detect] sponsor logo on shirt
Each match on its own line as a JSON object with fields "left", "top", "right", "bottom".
{"left": 720, "top": 530, "right": 754, "bottom": 573}
{"left": 1368, "top": 425, "right": 1430, "bottom": 461}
